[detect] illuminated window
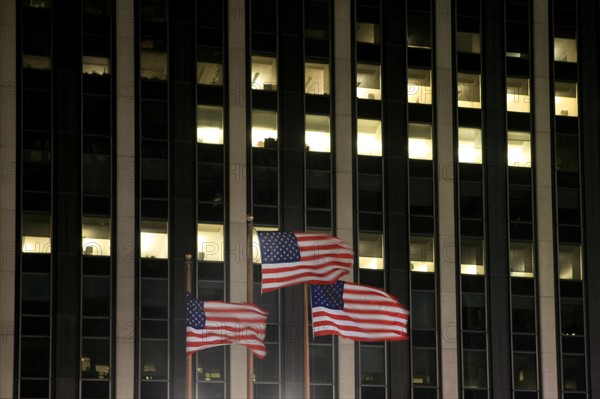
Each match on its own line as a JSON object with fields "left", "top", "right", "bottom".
{"left": 140, "top": 42, "right": 167, "bottom": 80}
{"left": 509, "top": 242, "right": 534, "bottom": 277}
{"left": 198, "top": 224, "right": 224, "bottom": 261}
{"left": 141, "top": 220, "right": 168, "bottom": 259}
{"left": 356, "top": 64, "right": 381, "bottom": 100}
{"left": 458, "top": 127, "right": 482, "bottom": 164}
{"left": 197, "top": 62, "right": 223, "bottom": 85}
{"left": 23, "top": 55, "right": 51, "bottom": 70}
{"left": 83, "top": 56, "right": 110, "bottom": 75}
{"left": 305, "top": 62, "right": 330, "bottom": 95}
{"left": 460, "top": 239, "right": 484, "bottom": 275}
{"left": 554, "top": 37, "right": 577, "bottom": 63}
{"left": 82, "top": 217, "right": 111, "bottom": 256}
{"left": 559, "top": 244, "right": 582, "bottom": 280}
{"left": 555, "top": 81, "right": 578, "bottom": 117}
{"left": 507, "top": 131, "right": 531, "bottom": 168}
{"left": 305, "top": 114, "right": 330, "bottom": 153}
{"left": 252, "top": 226, "right": 278, "bottom": 263}
{"left": 456, "top": 32, "right": 480, "bottom": 54}
{"left": 251, "top": 56, "right": 277, "bottom": 91}
{"left": 251, "top": 110, "right": 277, "bottom": 148}
{"left": 407, "top": 68, "right": 432, "bottom": 104}
{"left": 506, "top": 77, "right": 530, "bottom": 113}
{"left": 457, "top": 73, "right": 481, "bottom": 108}
{"left": 410, "top": 236, "right": 435, "bottom": 273}
{"left": 408, "top": 123, "right": 433, "bottom": 160}
{"left": 357, "top": 118, "right": 382, "bottom": 156}
{"left": 359, "top": 232, "right": 383, "bottom": 270}
{"left": 356, "top": 22, "right": 380, "bottom": 44}
{"left": 197, "top": 105, "right": 223, "bottom": 144}
{"left": 22, "top": 213, "right": 51, "bottom": 253}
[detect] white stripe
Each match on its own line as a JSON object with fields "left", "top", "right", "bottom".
{"left": 261, "top": 270, "right": 349, "bottom": 290}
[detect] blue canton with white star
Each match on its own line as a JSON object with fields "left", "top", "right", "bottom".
{"left": 311, "top": 281, "right": 345, "bottom": 310}
{"left": 258, "top": 232, "right": 301, "bottom": 264}
{"left": 186, "top": 293, "right": 206, "bottom": 329}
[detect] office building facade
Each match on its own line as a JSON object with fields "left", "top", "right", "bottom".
{"left": 1, "top": 0, "right": 600, "bottom": 397}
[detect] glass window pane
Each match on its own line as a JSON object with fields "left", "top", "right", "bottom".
{"left": 140, "top": 47, "right": 167, "bottom": 80}
{"left": 456, "top": 32, "right": 481, "bottom": 53}
{"left": 556, "top": 134, "right": 579, "bottom": 172}
{"left": 82, "top": 216, "right": 111, "bottom": 256}
{"left": 554, "top": 37, "right": 577, "bottom": 63}
{"left": 512, "top": 296, "right": 536, "bottom": 333}
{"left": 356, "top": 64, "right": 381, "bottom": 100}
{"left": 359, "top": 232, "right": 383, "bottom": 270}
{"left": 461, "top": 239, "right": 484, "bottom": 275}
{"left": 305, "top": 62, "right": 330, "bottom": 95}
{"left": 510, "top": 242, "right": 534, "bottom": 277}
{"left": 412, "top": 348, "right": 437, "bottom": 386}
{"left": 410, "top": 236, "right": 435, "bottom": 273}
{"left": 252, "top": 56, "right": 277, "bottom": 90}
{"left": 408, "top": 123, "right": 433, "bottom": 160}
{"left": 305, "top": 114, "right": 331, "bottom": 153}
{"left": 141, "top": 220, "right": 168, "bottom": 259}
{"left": 141, "top": 340, "right": 169, "bottom": 380}
{"left": 252, "top": 110, "right": 278, "bottom": 148}
{"left": 507, "top": 77, "right": 530, "bottom": 113}
{"left": 463, "top": 351, "right": 487, "bottom": 388}
{"left": 361, "top": 345, "right": 386, "bottom": 385}
{"left": 141, "top": 279, "right": 168, "bottom": 318}
{"left": 196, "top": 346, "right": 225, "bottom": 382}
{"left": 197, "top": 105, "right": 223, "bottom": 144}
{"left": 82, "top": 276, "right": 110, "bottom": 316}
{"left": 458, "top": 127, "right": 482, "bottom": 164}
{"left": 514, "top": 353, "right": 538, "bottom": 390}
{"left": 197, "top": 62, "right": 223, "bottom": 85}
{"left": 559, "top": 245, "right": 582, "bottom": 280}
{"left": 411, "top": 291, "right": 436, "bottom": 330}
{"left": 507, "top": 131, "right": 531, "bottom": 168}
{"left": 22, "top": 213, "right": 52, "bottom": 253}
{"left": 81, "top": 338, "right": 110, "bottom": 379}
{"left": 254, "top": 343, "right": 279, "bottom": 382}
{"left": 83, "top": 56, "right": 110, "bottom": 75}
{"left": 197, "top": 223, "right": 224, "bottom": 261}
{"left": 462, "top": 293, "right": 486, "bottom": 331}
{"left": 310, "top": 345, "right": 333, "bottom": 384}
{"left": 357, "top": 118, "right": 382, "bottom": 156}
{"left": 561, "top": 299, "right": 584, "bottom": 336}
{"left": 563, "top": 355, "right": 586, "bottom": 391}
{"left": 407, "top": 68, "right": 432, "bottom": 104}
{"left": 407, "top": 11, "right": 431, "bottom": 49}
{"left": 555, "top": 81, "right": 578, "bottom": 117}
{"left": 20, "top": 337, "right": 50, "bottom": 378}
{"left": 356, "top": 22, "right": 380, "bottom": 44}
{"left": 457, "top": 73, "right": 481, "bottom": 108}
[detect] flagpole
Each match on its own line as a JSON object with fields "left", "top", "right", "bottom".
{"left": 185, "top": 254, "right": 193, "bottom": 399}
{"left": 247, "top": 215, "right": 254, "bottom": 399}
{"left": 304, "top": 283, "right": 310, "bottom": 399}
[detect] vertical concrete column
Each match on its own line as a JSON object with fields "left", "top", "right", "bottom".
{"left": 436, "top": 1, "right": 459, "bottom": 398}
{"left": 0, "top": 1, "right": 16, "bottom": 397}
{"left": 334, "top": 0, "right": 356, "bottom": 397}
{"left": 115, "top": 0, "right": 136, "bottom": 397}
{"left": 533, "top": 1, "right": 559, "bottom": 397}
{"left": 228, "top": 0, "right": 249, "bottom": 397}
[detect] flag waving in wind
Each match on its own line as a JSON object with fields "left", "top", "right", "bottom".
{"left": 310, "top": 281, "right": 409, "bottom": 341}
{"left": 186, "top": 293, "right": 268, "bottom": 358}
{"left": 257, "top": 232, "right": 353, "bottom": 293}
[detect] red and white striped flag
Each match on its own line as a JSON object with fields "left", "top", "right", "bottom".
{"left": 186, "top": 293, "right": 268, "bottom": 358}
{"left": 310, "top": 281, "right": 409, "bottom": 341}
{"left": 257, "top": 232, "right": 353, "bottom": 293}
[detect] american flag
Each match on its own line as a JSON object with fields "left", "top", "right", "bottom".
{"left": 257, "top": 232, "right": 353, "bottom": 293}
{"left": 310, "top": 281, "right": 409, "bottom": 341}
{"left": 186, "top": 293, "right": 268, "bottom": 358}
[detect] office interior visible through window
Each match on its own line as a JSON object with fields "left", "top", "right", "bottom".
{"left": 509, "top": 242, "right": 534, "bottom": 277}
{"left": 458, "top": 127, "right": 482, "bottom": 164}
{"left": 82, "top": 217, "right": 111, "bottom": 256}
{"left": 82, "top": 56, "right": 110, "bottom": 75}
{"left": 197, "top": 62, "right": 223, "bottom": 85}
{"left": 559, "top": 244, "right": 582, "bottom": 280}
{"left": 555, "top": 81, "right": 578, "bottom": 117}
{"left": 358, "top": 232, "right": 384, "bottom": 270}
{"left": 252, "top": 110, "right": 278, "bottom": 148}
{"left": 407, "top": 68, "right": 432, "bottom": 104}
{"left": 197, "top": 105, "right": 224, "bottom": 144}
{"left": 305, "top": 114, "right": 331, "bottom": 153}
{"left": 356, "top": 22, "right": 380, "bottom": 44}
{"left": 554, "top": 37, "right": 577, "bottom": 63}
{"left": 305, "top": 62, "right": 330, "bottom": 95}
{"left": 457, "top": 73, "right": 481, "bottom": 109}
{"left": 507, "top": 131, "right": 531, "bottom": 168}
{"left": 408, "top": 123, "right": 433, "bottom": 160}
{"left": 251, "top": 56, "right": 277, "bottom": 91}
{"left": 460, "top": 239, "right": 485, "bottom": 275}
{"left": 22, "top": 213, "right": 51, "bottom": 253}
{"left": 140, "top": 42, "right": 167, "bottom": 80}
{"left": 357, "top": 118, "right": 382, "bottom": 156}
{"left": 456, "top": 32, "right": 481, "bottom": 54}
{"left": 506, "top": 77, "right": 530, "bottom": 113}
{"left": 410, "top": 236, "right": 435, "bottom": 273}
{"left": 197, "top": 223, "right": 224, "bottom": 261}
{"left": 356, "top": 63, "right": 381, "bottom": 100}
{"left": 141, "top": 220, "right": 168, "bottom": 259}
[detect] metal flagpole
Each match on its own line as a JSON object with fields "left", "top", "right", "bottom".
{"left": 304, "top": 283, "right": 311, "bottom": 399}
{"left": 185, "top": 254, "right": 193, "bottom": 399}
{"left": 247, "top": 215, "right": 255, "bottom": 399}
